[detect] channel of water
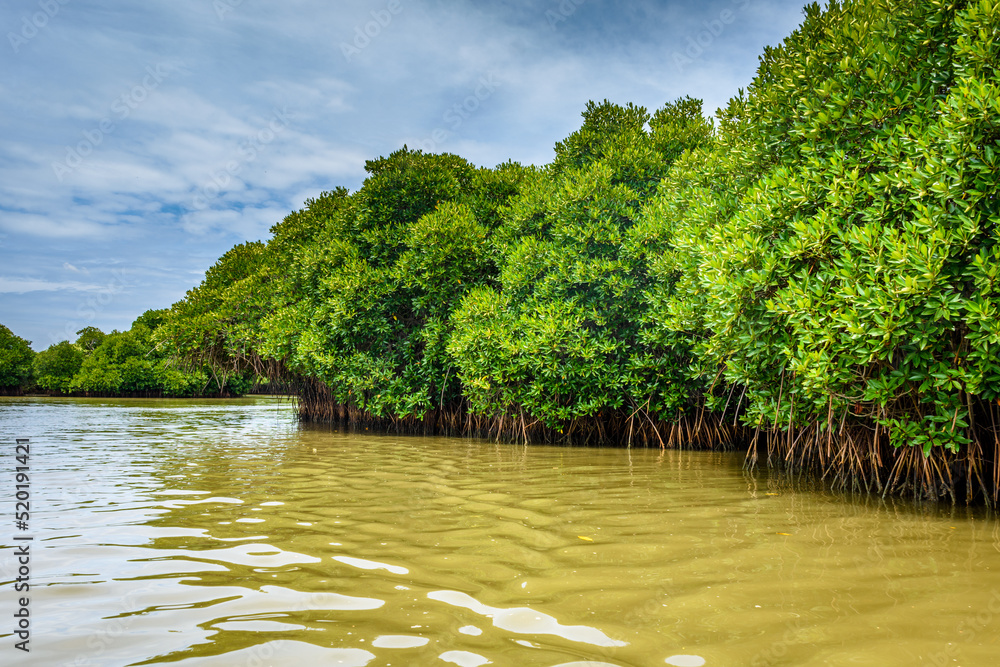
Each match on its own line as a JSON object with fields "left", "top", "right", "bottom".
{"left": 1, "top": 396, "right": 998, "bottom": 666}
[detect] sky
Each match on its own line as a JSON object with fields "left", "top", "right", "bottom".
{"left": 0, "top": 0, "right": 808, "bottom": 350}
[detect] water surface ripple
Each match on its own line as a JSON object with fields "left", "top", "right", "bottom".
{"left": 1, "top": 397, "right": 999, "bottom": 665}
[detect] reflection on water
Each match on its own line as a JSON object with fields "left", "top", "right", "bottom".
{"left": 426, "top": 590, "right": 626, "bottom": 648}
{"left": 1, "top": 396, "right": 1000, "bottom": 666}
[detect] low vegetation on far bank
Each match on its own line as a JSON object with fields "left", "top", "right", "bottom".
{"left": 0, "top": 312, "right": 255, "bottom": 398}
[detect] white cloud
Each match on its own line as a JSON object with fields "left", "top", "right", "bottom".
{"left": 179, "top": 205, "right": 290, "bottom": 239}
{"left": 0, "top": 213, "right": 110, "bottom": 239}
{"left": 0, "top": 277, "right": 104, "bottom": 294}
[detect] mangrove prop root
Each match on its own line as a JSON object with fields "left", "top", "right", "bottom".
{"left": 295, "top": 378, "right": 1000, "bottom": 505}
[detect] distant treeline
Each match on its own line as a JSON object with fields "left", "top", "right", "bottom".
{"left": 6, "top": 0, "right": 999, "bottom": 503}
{"left": 0, "top": 313, "right": 255, "bottom": 398}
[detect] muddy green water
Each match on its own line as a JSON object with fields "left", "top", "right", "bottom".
{"left": 1, "top": 397, "right": 999, "bottom": 666}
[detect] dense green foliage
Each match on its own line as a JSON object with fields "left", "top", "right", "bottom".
{"left": 75, "top": 326, "right": 106, "bottom": 353}
{"left": 33, "top": 340, "right": 84, "bottom": 393}
{"left": 0, "top": 324, "right": 34, "bottom": 389}
{"left": 633, "top": 0, "right": 1000, "bottom": 498}
{"left": 155, "top": 243, "right": 271, "bottom": 392}
{"left": 157, "top": 151, "right": 530, "bottom": 423}
{"left": 155, "top": 0, "right": 1000, "bottom": 501}
{"left": 69, "top": 310, "right": 225, "bottom": 396}
{"left": 265, "top": 150, "right": 522, "bottom": 420}
{"left": 19, "top": 312, "right": 246, "bottom": 397}
{"left": 449, "top": 98, "right": 714, "bottom": 436}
